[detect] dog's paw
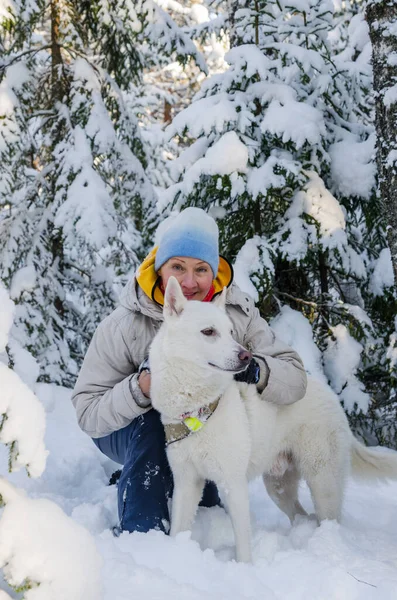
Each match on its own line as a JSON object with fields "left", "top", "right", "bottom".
{"left": 293, "top": 513, "right": 317, "bottom": 526}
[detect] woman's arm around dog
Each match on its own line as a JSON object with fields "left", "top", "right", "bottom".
{"left": 227, "top": 286, "right": 307, "bottom": 405}
{"left": 71, "top": 309, "right": 151, "bottom": 438}
{"left": 247, "top": 304, "right": 307, "bottom": 404}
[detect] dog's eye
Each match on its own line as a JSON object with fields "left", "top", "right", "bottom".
{"left": 201, "top": 328, "right": 216, "bottom": 337}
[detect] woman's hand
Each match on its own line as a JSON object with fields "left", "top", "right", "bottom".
{"left": 138, "top": 371, "right": 151, "bottom": 398}
{"left": 137, "top": 357, "right": 151, "bottom": 398}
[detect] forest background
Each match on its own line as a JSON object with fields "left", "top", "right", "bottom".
{"left": 2, "top": 0, "right": 396, "bottom": 446}
{"left": 1, "top": 1, "right": 397, "bottom": 595}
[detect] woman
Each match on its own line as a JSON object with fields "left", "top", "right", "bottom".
{"left": 71, "top": 208, "right": 307, "bottom": 534}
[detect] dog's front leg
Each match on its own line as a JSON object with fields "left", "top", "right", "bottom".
{"left": 170, "top": 471, "right": 205, "bottom": 537}
{"left": 225, "top": 480, "right": 252, "bottom": 563}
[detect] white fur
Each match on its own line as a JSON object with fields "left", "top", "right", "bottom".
{"left": 150, "top": 277, "right": 397, "bottom": 563}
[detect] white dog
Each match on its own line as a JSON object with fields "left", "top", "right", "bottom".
{"left": 149, "top": 277, "right": 397, "bottom": 563}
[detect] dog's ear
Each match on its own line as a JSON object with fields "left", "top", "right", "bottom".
{"left": 212, "top": 286, "right": 227, "bottom": 311}
{"left": 164, "top": 276, "right": 187, "bottom": 319}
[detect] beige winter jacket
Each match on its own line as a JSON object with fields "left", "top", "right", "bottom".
{"left": 72, "top": 278, "right": 307, "bottom": 438}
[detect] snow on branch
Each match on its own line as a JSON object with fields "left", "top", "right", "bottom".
{"left": 0, "top": 284, "right": 47, "bottom": 478}
{"left": 0, "top": 479, "right": 103, "bottom": 599}
{"left": 0, "top": 283, "right": 103, "bottom": 597}
{"left": 0, "top": 365, "right": 47, "bottom": 478}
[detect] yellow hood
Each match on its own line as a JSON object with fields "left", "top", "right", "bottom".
{"left": 136, "top": 247, "right": 233, "bottom": 306}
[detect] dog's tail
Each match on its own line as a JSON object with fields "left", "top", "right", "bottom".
{"left": 351, "top": 438, "right": 397, "bottom": 480}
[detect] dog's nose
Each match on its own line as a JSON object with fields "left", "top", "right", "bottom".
{"left": 238, "top": 349, "right": 252, "bottom": 364}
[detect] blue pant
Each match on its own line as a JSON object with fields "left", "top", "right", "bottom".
{"left": 93, "top": 409, "right": 220, "bottom": 533}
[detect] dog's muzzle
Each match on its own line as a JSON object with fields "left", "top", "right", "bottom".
{"left": 208, "top": 349, "right": 252, "bottom": 373}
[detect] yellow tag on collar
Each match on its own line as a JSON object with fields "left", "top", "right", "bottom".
{"left": 184, "top": 416, "right": 204, "bottom": 432}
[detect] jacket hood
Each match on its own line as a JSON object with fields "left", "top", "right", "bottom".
{"left": 119, "top": 247, "right": 250, "bottom": 319}
{"left": 119, "top": 275, "right": 161, "bottom": 319}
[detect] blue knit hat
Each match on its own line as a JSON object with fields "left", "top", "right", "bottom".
{"left": 155, "top": 208, "right": 219, "bottom": 277}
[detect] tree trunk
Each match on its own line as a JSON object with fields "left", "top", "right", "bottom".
{"left": 49, "top": 0, "right": 66, "bottom": 324}
{"left": 51, "top": 0, "right": 64, "bottom": 103}
{"left": 318, "top": 250, "right": 329, "bottom": 325}
{"left": 227, "top": 0, "right": 249, "bottom": 48}
{"left": 367, "top": 1, "right": 397, "bottom": 285}
{"left": 164, "top": 99, "right": 172, "bottom": 124}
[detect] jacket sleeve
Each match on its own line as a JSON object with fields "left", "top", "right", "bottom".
{"left": 244, "top": 305, "right": 307, "bottom": 405}
{"left": 71, "top": 315, "right": 150, "bottom": 438}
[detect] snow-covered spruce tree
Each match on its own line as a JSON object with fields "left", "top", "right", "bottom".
{"left": 366, "top": 1, "right": 397, "bottom": 283}
{"left": 134, "top": 0, "right": 227, "bottom": 122}
{"left": 362, "top": 0, "right": 397, "bottom": 443}
{"left": 329, "top": 0, "right": 397, "bottom": 445}
{"left": 123, "top": 0, "right": 210, "bottom": 194}
{"left": 0, "top": 1, "right": 162, "bottom": 383}
{"left": 77, "top": 1, "right": 217, "bottom": 240}
{"left": 0, "top": 0, "right": 73, "bottom": 383}
{"left": 125, "top": 0, "right": 229, "bottom": 197}
{"left": 163, "top": 0, "right": 397, "bottom": 445}
{"left": 331, "top": 0, "right": 365, "bottom": 53}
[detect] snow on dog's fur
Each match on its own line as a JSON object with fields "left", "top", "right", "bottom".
{"left": 150, "top": 277, "right": 397, "bottom": 563}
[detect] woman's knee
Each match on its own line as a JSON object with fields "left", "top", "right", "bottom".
{"left": 127, "top": 409, "right": 166, "bottom": 452}
{"left": 134, "top": 409, "right": 164, "bottom": 435}
{"left": 124, "top": 409, "right": 168, "bottom": 468}
{"left": 91, "top": 410, "right": 165, "bottom": 465}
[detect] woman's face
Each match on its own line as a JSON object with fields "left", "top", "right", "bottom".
{"left": 159, "top": 256, "right": 214, "bottom": 301}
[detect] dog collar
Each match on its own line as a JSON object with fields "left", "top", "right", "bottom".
{"left": 164, "top": 398, "right": 220, "bottom": 446}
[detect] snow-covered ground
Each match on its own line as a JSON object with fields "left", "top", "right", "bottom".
{"left": 1, "top": 383, "right": 397, "bottom": 600}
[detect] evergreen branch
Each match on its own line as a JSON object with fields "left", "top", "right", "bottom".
{"left": 325, "top": 105, "right": 366, "bottom": 135}
{"left": 0, "top": 45, "right": 52, "bottom": 72}
{"left": 60, "top": 44, "right": 92, "bottom": 62}
{"left": 28, "top": 110, "right": 57, "bottom": 118}
{"left": 323, "top": 91, "right": 345, "bottom": 119}
{"left": 63, "top": 324, "right": 91, "bottom": 342}
{"left": 327, "top": 269, "right": 348, "bottom": 302}
{"left": 347, "top": 572, "right": 377, "bottom": 588}
{"left": 274, "top": 291, "right": 367, "bottom": 330}
{"left": 63, "top": 260, "right": 90, "bottom": 278}
{"left": 275, "top": 290, "right": 318, "bottom": 308}
{"left": 30, "top": 115, "right": 57, "bottom": 139}
{"left": 254, "top": 0, "right": 260, "bottom": 46}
